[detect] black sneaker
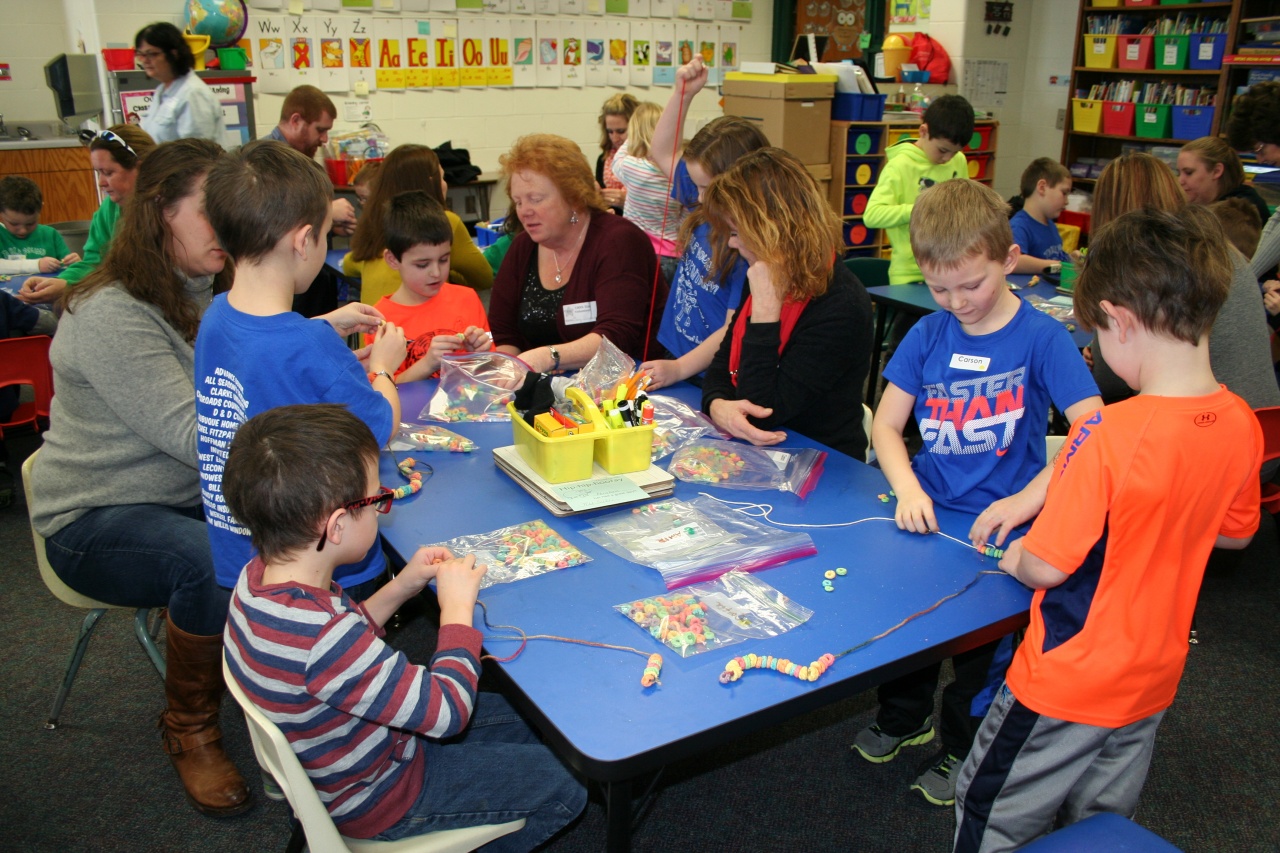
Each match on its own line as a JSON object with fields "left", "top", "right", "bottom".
{"left": 851, "top": 716, "right": 935, "bottom": 763}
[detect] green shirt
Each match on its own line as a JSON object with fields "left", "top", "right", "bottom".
{"left": 58, "top": 197, "right": 121, "bottom": 286}
{"left": 0, "top": 223, "right": 69, "bottom": 274}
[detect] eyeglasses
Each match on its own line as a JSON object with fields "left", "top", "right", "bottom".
{"left": 135, "top": 49, "right": 165, "bottom": 60}
{"left": 316, "top": 487, "right": 394, "bottom": 551}
{"left": 80, "top": 129, "right": 138, "bottom": 159}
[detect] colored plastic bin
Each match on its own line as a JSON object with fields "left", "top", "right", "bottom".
{"left": 102, "top": 48, "right": 135, "bottom": 71}
{"left": 843, "top": 221, "right": 875, "bottom": 247}
{"left": 1171, "top": 105, "right": 1214, "bottom": 140}
{"left": 1124, "top": 0, "right": 1156, "bottom": 6}
{"left": 845, "top": 158, "right": 880, "bottom": 186}
{"left": 217, "top": 48, "right": 247, "bottom": 70}
{"left": 323, "top": 157, "right": 382, "bottom": 187}
{"left": 1118, "top": 35, "right": 1154, "bottom": 70}
{"left": 579, "top": 388, "right": 655, "bottom": 475}
{"left": 844, "top": 189, "right": 871, "bottom": 217}
{"left": 1072, "top": 99, "right": 1104, "bottom": 134}
{"left": 1155, "top": 35, "right": 1189, "bottom": 70}
{"left": 1159, "top": 0, "right": 1194, "bottom": 4}
{"left": 1135, "top": 103, "right": 1173, "bottom": 138}
{"left": 966, "top": 125, "right": 993, "bottom": 151}
{"left": 833, "top": 93, "right": 887, "bottom": 122}
{"left": 886, "top": 127, "right": 914, "bottom": 148}
{"left": 508, "top": 403, "right": 599, "bottom": 484}
{"left": 845, "top": 127, "right": 884, "bottom": 156}
{"left": 1059, "top": 210, "right": 1091, "bottom": 236}
{"left": 966, "top": 154, "right": 992, "bottom": 180}
{"left": 1082, "top": 35, "right": 1119, "bottom": 69}
{"left": 1189, "top": 33, "right": 1225, "bottom": 70}
{"left": 1092, "top": 0, "right": 1120, "bottom": 5}
{"left": 1101, "top": 101, "right": 1135, "bottom": 136}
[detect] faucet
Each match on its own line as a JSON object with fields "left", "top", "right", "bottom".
{"left": 0, "top": 114, "right": 7, "bottom": 137}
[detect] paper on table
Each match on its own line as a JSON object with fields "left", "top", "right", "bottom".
{"left": 556, "top": 475, "right": 650, "bottom": 512}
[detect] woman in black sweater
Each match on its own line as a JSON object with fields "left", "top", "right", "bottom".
{"left": 701, "top": 147, "right": 873, "bottom": 460}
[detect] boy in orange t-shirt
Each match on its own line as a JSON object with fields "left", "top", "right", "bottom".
{"left": 953, "top": 206, "right": 1263, "bottom": 853}
{"left": 367, "top": 191, "right": 490, "bottom": 382}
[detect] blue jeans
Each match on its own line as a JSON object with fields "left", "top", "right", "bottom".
{"left": 374, "top": 694, "right": 586, "bottom": 851}
{"left": 45, "top": 503, "right": 230, "bottom": 636}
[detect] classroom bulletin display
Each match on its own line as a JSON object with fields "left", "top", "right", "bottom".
{"left": 239, "top": 0, "right": 751, "bottom": 94}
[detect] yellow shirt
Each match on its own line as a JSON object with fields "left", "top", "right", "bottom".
{"left": 344, "top": 210, "right": 493, "bottom": 305}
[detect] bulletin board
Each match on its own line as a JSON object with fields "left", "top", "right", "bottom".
{"left": 229, "top": 0, "right": 763, "bottom": 95}
{"left": 794, "top": 0, "right": 867, "bottom": 62}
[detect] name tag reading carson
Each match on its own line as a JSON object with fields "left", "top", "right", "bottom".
{"left": 949, "top": 353, "right": 991, "bottom": 372}
{"left": 563, "top": 301, "right": 598, "bottom": 325}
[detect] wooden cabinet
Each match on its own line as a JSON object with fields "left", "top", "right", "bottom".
{"left": 0, "top": 146, "right": 99, "bottom": 223}
{"left": 828, "top": 118, "right": 1000, "bottom": 258}
{"left": 1062, "top": 1, "right": 1249, "bottom": 189}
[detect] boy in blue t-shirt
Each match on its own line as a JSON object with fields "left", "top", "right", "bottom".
{"left": 197, "top": 140, "right": 407, "bottom": 595}
{"left": 1010, "top": 157, "right": 1075, "bottom": 275}
{"left": 857, "top": 179, "right": 1101, "bottom": 807}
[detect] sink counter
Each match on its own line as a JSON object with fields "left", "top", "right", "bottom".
{"left": 0, "top": 138, "right": 82, "bottom": 151}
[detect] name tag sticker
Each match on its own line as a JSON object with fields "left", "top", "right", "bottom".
{"left": 950, "top": 353, "right": 990, "bottom": 372}
{"left": 563, "top": 301, "right": 598, "bottom": 325}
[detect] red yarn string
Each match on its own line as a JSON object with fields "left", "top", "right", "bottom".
{"left": 640, "top": 76, "right": 689, "bottom": 362}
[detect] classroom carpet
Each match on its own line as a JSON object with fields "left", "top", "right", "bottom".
{"left": 1, "top": 428, "right": 1277, "bottom": 853}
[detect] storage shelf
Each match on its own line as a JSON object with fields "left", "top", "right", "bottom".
{"left": 1084, "top": 2, "right": 1232, "bottom": 11}
{"left": 1072, "top": 67, "right": 1223, "bottom": 76}
{"left": 1068, "top": 129, "right": 1191, "bottom": 145}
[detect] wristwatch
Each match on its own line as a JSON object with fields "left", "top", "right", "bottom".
{"left": 368, "top": 370, "right": 396, "bottom": 386}
{"left": 547, "top": 346, "right": 561, "bottom": 372}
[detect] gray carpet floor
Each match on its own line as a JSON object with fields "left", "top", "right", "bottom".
{"left": 2, "top": 428, "right": 1277, "bottom": 852}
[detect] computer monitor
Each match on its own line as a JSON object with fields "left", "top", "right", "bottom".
{"left": 45, "top": 54, "right": 103, "bottom": 123}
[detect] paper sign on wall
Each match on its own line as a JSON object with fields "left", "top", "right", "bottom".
{"left": 719, "top": 23, "right": 741, "bottom": 75}
{"left": 652, "top": 21, "right": 675, "bottom": 85}
{"left": 584, "top": 20, "right": 607, "bottom": 86}
{"left": 346, "top": 14, "right": 377, "bottom": 91}
{"left": 510, "top": 18, "right": 537, "bottom": 86}
{"left": 606, "top": 19, "right": 629, "bottom": 87}
{"left": 374, "top": 17, "right": 406, "bottom": 88}
{"left": 458, "top": 19, "right": 487, "bottom": 86}
{"left": 630, "top": 21, "right": 652, "bottom": 87}
{"left": 535, "top": 18, "right": 562, "bottom": 87}
{"left": 432, "top": 20, "right": 460, "bottom": 87}
{"left": 697, "top": 23, "right": 718, "bottom": 84}
{"left": 560, "top": 19, "right": 585, "bottom": 88}
{"left": 485, "top": 18, "right": 514, "bottom": 85}
{"left": 254, "top": 16, "right": 292, "bottom": 93}
{"left": 287, "top": 17, "right": 321, "bottom": 86}
{"left": 405, "top": 20, "right": 433, "bottom": 87}
{"left": 317, "top": 16, "right": 349, "bottom": 91}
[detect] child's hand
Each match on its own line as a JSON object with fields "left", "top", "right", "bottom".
{"left": 419, "top": 333, "right": 466, "bottom": 376}
{"left": 676, "top": 55, "right": 709, "bottom": 97}
{"left": 970, "top": 492, "right": 1038, "bottom": 549}
{"left": 893, "top": 486, "right": 938, "bottom": 534}
{"left": 462, "top": 326, "right": 493, "bottom": 351}
{"left": 330, "top": 197, "right": 358, "bottom": 237}
{"left": 997, "top": 537, "right": 1025, "bottom": 580}
{"left": 395, "top": 546, "right": 457, "bottom": 596}
{"left": 368, "top": 321, "right": 408, "bottom": 375}
{"left": 637, "top": 358, "right": 683, "bottom": 391}
{"left": 1081, "top": 345, "right": 1094, "bottom": 369}
{"left": 61, "top": 252, "right": 81, "bottom": 266}
{"left": 37, "top": 256, "right": 63, "bottom": 274}
{"left": 708, "top": 399, "right": 786, "bottom": 446}
{"left": 435, "top": 553, "right": 486, "bottom": 627}
{"left": 15, "top": 276, "right": 65, "bottom": 304}
{"left": 323, "top": 302, "right": 385, "bottom": 337}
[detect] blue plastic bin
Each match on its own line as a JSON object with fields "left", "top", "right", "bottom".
{"left": 1188, "top": 33, "right": 1225, "bottom": 70}
{"left": 832, "top": 93, "right": 887, "bottom": 122}
{"left": 1171, "top": 105, "right": 1214, "bottom": 140}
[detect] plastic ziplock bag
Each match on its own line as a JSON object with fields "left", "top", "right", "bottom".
{"left": 570, "top": 336, "right": 634, "bottom": 405}
{"left": 422, "top": 352, "right": 528, "bottom": 423}
{"left": 647, "top": 394, "right": 725, "bottom": 463}
{"left": 668, "top": 439, "right": 827, "bottom": 498}
{"left": 429, "top": 519, "right": 590, "bottom": 590}
{"left": 388, "top": 423, "right": 477, "bottom": 454}
{"left": 614, "top": 570, "right": 813, "bottom": 658}
{"left": 582, "top": 495, "right": 817, "bottom": 588}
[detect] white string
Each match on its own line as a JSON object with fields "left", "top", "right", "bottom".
{"left": 698, "top": 492, "right": 985, "bottom": 553}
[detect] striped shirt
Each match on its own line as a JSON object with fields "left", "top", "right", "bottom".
{"left": 225, "top": 557, "right": 483, "bottom": 838}
{"left": 613, "top": 148, "right": 685, "bottom": 257}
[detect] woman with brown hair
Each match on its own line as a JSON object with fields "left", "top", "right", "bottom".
{"left": 28, "top": 138, "right": 252, "bottom": 817}
{"left": 596, "top": 92, "right": 639, "bottom": 211}
{"left": 1086, "top": 153, "right": 1279, "bottom": 443}
{"left": 490, "top": 133, "right": 659, "bottom": 370}
{"left": 1177, "top": 136, "right": 1270, "bottom": 226}
{"left": 16, "top": 124, "right": 157, "bottom": 305}
{"left": 700, "top": 147, "right": 873, "bottom": 461}
{"left": 344, "top": 143, "right": 493, "bottom": 304}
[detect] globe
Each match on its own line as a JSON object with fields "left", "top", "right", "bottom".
{"left": 183, "top": 0, "right": 248, "bottom": 49}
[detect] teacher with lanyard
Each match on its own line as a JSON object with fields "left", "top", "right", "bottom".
{"left": 135, "top": 22, "right": 225, "bottom": 145}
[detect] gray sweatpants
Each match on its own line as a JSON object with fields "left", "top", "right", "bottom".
{"left": 952, "top": 682, "right": 1165, "bottom": 853}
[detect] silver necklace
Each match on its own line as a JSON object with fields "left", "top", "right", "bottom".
{"left": 550, "top": 220, "right": 587, "bottom": 285}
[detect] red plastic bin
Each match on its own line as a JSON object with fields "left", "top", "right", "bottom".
{"left": 1059, "top": 210, "right": 1091, "bottom": 236}
{"left": 1101, "top": 102, "right": 1135, "bottom": 136}
{"left": 966, "top": 125, "right": 993, "bottom": 151}
{"left": 843, "top": 222, "right": 875, "bottom": 247}
{"left": 966, "top": 154, "right": 992, "bottom": 181}
{"left": 323, "top": 157, "right": 382, "bottom": 187}
{"left": 1118, "top": 35, "right": 1154, "bottom": 70}
{"left": 844, "top": 189, "right": 871, "bottom": 217}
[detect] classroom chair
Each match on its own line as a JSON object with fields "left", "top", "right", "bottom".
{"left": 843, "top": 256, "right": 891, "bottom": 291}
{"left": 50, "top": 220, "right": 92, "bottom": 258}
{"left": 223, "top": 658, "right": 526, "bottom": 853}
{"left": 1018, "top": 812, "right": 1182, "bottom": 852}
{"left": 0, "top": 335, "right": 55, "bottom": 436}
{"left": 1256, "top": 406, "right": 1280, "bottom": 515}
{"left": 22, "top": 449, "right": 166, "bottom": 729}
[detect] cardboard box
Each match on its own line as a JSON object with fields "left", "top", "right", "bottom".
{"left": 722, "top": 73, "right": 836, "bottom": 165}
{"left": 805, "top": 162, "right": 832, "bottom": 182}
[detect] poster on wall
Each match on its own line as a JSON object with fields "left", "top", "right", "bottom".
{"left": 719, "top": 23, "right": 741, "bottom": 74}
{"left": 606, "top": 18, "right": 629, "bottom": 86}
{"left": 405, "top": 20, "right": 433, "bottom": 87}
{"left": 510, "top": 18, "right": 538, "bottom": 86}
{"left": 675, "top": 22, "right": 697, "bottom": 71}
{"left": 346, "top": 14, "right": 377, "bottom": 90}
{"left": 652, "top": 21, "right": 675, "bottom": 84}
{"left": 890, "top": 0, "right": 930, "bottom": 33}
{"left": 458, "top": 18, "right": 487, "bottom": 85}
{"left": 432, "top": 20, "right": 460, "bottom": 87}
{"left": 585, "top": 19, "right": 608, "bottom": 86}
{"left": 630, "top": 21, "right": 652, "bottom": 87}
{"left": 374, "top": 16, "right": 406, "bottom": 88}
{"left": 253, "top": 17, "right": 292, "bottom": 93}
{"left": 536, "top": 18, "right": 562, "bottom": 87}
{"left": 697, "top": 23, "right": 718, "bottom": 83}
{"left": 561, "top": 19, "right": 585, "bottom": 87}
{"left": 693, "top": 0, "right": 714, "bottom": 21}
{"left": 485, "top": 18, "right": 514, "bottom": 85}
{"left": 287, "top": 17, "right": 321, "bottom": 87}
{"left": 317, "top": 16, "right": 350, "bottom": 91}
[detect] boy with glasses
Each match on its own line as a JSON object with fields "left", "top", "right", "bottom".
{"left": 223, "top": 403, "right": 585, "bottom": 846}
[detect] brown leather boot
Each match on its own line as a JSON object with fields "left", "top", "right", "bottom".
{"left": 158, "top": 614, "right": 252, "bottom": 816}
